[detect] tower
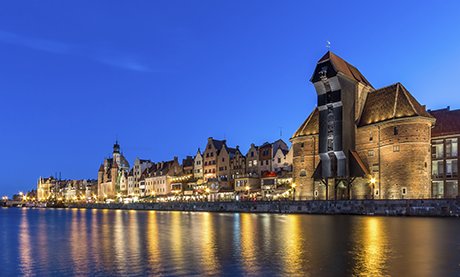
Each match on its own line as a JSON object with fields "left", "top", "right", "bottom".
{"left": 110, "top": 160, "right": 119, "bottom": 198}
{"left": 113, "top": 140, "right": 121, "bottom": 166}
{"left": 310, "top": 51, "right": 373, "bottom": 198}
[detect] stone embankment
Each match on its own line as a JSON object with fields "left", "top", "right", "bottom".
{"left": 68, "top": 199, "right": 460, "bottom": 217}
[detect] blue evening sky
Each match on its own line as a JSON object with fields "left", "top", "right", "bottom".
{"left": 1, "top": 1, "right": 460, "bottom": 196}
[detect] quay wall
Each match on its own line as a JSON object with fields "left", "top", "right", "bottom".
{"left": 68, "top": 199, "right": 460, "bottom": 217}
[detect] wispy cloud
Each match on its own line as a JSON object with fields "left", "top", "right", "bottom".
{"left": 0, "top": 30, "right": 72, "bottom": 54}
{"left": 95, "top": 56, "right": 152, "bottom": 72}
{"left": 0, "top": 30, "right": 151, "bottom": 72}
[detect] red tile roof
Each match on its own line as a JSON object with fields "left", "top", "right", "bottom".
{"left": 429, "top": 107, "right": 460, "bottom": 137}
{"left": 316, "top": 51, "right": 373, "bottom": 88}
{"left": 291, "top": 108, "right": 319, "bottom": 138}
{"left": 358, "top": 83, "right": 433, "bottom": 126}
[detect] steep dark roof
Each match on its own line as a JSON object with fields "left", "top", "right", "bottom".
{"left": 182, "top": 156, "right": 194, "bottom": 167}
{"left": 430, "top": 107, "right": 460, "bottom": 137}
{"left": 272, "top": 139, "right": 288, "bottom": 157}
{"left": 212, "top": 139, "right": 226, "bottom": 151}
{"left": 291, "top": 108, "right": 319, "bottom": 138}
{"left": 358, "top": 83, "right": 433, "bottom": 126}
{"left": 314, "top": 51, "right": 373, "bottom": 87}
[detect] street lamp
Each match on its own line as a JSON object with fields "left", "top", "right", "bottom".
{"left": 291, "top": 183, "right": 297, "bottom": 201}
{"left": 370, "top": 177, "right": 376, "bottom": 199}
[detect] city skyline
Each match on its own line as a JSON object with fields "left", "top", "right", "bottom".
{"left": 2, "top": 1, "right": 460, "bottom": 196}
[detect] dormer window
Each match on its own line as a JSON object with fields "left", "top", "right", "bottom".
{"left": 319, "top": 66, "right": 328, "bottom": 81}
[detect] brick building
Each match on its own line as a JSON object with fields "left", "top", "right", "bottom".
{"left": 291, "top": 51, "right": 434, "bottom": 200}
{"left": 429, "top": 107, "right": 460, "bottom": 198}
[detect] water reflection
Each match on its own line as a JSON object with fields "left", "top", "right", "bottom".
{"left": 7, "top": 209, "right": 460, "bottom": 276}
{"left": 199, "top": 212, "right": 220, "bottom": 275}
{"left": 282, "top": 215, "right": 305, "bottom": 275}
{"left": 18, "top": 210, "right": 32, "bottom": 276}
{"left": 240, "top": 213, "right": 258, "bottom": 275}
{"left": 351, "top": 217, "right": 389, "bottom": 276}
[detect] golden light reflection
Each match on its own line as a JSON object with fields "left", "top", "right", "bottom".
{"left": 352, "top": 217, "right": 388, "bottom": 276}
{"left": 240, "top": 213, "right": 258, "bottom": 275}
{"left": 200, "top": 212, "right": 220, "bottom": 274}
{"left": 18, "top": 210, "right": 32, "bottom": 276}
{"left": 282, "top": 215, "right": 304, "bottom": 275}
{"left": 147, "top": 211, "right": 161, "bottom": 274}
{"left": 113, "top": 210, "right": 126, "bottom": 274}
{"left": 170, "top": 212, "right": 185, "bottom": 269}
{"left": 70, "top": 209, "right": 89, "bottom": 275}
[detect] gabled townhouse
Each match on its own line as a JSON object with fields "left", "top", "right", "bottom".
{"left": 246, "top": 143, "right": 260, "bottom": 176}
{"left": 150, "top": 157, "right": 182, "bottom": 197}
{"left": 230, "top": 146, "right": 246, "bottom": 180}
{"left": 194, "top": 148, "right": 203, "bottom": 179}
{"left": 203, "top": 137, "right": 226, "bottom": 182}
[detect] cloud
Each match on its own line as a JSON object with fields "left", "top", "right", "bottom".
{"left": 0, "top": 30, "right": 151, "bottom": 72}
{"left": 0, "top": 30, "right": 72, "bottom": 54}
{"left": 95, "top": 56, "right": 152, "bottom": 72}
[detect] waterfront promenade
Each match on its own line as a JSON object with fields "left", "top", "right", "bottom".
{"left": 68, "top": 199, "right": 460, "bottom": 217}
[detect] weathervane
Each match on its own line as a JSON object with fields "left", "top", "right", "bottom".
{"left": 326, "top": 40, "right": 331, "bottom": 50}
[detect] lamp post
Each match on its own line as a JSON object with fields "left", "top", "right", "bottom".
{"left": 291, "top": 183, "right": 297, "bottom": 201}
{"left": 370, "top": 177, "right": 376, "bottom": 200}
{"left": 205, "top": 188, "right": 210, "bottom": 202}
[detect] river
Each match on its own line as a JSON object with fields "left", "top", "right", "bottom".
{"left": 1, "top": 208, "right": 459, "bottom": 276}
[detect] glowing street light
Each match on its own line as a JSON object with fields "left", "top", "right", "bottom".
{"left": 370, "top": 177, "right": 376, "bottom": 185}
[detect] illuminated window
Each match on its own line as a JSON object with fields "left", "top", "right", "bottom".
{"left": 368, "top": 150, "right": 374, "bottom": 157}
{"left": 393, "top": 145, "right": 400, "bottom": 152}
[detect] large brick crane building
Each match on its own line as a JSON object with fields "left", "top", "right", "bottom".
{"left": 291, "top": 51, "right": 435, "bottom": 200}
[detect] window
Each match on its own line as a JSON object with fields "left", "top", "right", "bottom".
{"left": 368, "top": 150, "right": 374, "bottom": 157}
{"left": 248, "top": 161, "right": 253, "bottom": 167}
{"left": 369, "top": 131, "right": 373, "bottom": 141}
{"left": 301, "top": 143, "right": 304, "bottom": 148}
{"left": 446, "top": 159, "right": 458, "bottom": 178}
{"left": 393, "top": 145, "right": 400, "bottom": 152}
{"left": 375, "top": 189, "right": 379, "bottom": 196}
{"left": 314, "top": 190, "right": 318, "bottom": 197}
{"left": 446, "top": 138, "right": 458, "bottom": 157}
{"left": 432, "top": 160, "right": 444, "bottom": 178}
{"left": 401, "top": 187, "right": 407, "bottom": 195}
{"left": 278, "top": 158, "right": 281, "bottom": 163}
{"left": 253, "top": 160, "right": 258, "bottom": 166}
{"left": 300, "top": 170, "right": 307, "bottom": 177}
{"left": 222, "top": 158, "right": 225, "bottom": 162}
{"left": 211, "top": 152, "right": 214, "bottom": 157}
{"left": 393, "top": 126, "right": 398, "bottom": 135}
{"left": 251, "top": 151, "right": 254, "bottom": 157}
{"left": 432, "top": 140, "right": 444, "bottom": 159}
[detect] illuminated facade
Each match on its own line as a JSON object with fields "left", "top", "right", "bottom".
{"left": 97, "top": 141, "right": 130, "bottom": 200}
{"left": 291, "top": 51, "right": 434, "bottom": 200}
{"left": 429, "top": 107, "right": 460, "bottom": 198}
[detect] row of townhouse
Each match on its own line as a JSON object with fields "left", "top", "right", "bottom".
{"left": 93, "top": 137, "right": 295, "bottom": 201}
{"left": 37, "top": 177, "right": 97, "bottom": 202}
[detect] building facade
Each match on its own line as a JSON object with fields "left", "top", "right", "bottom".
{"left": 97, "top": 141, "right": 130, "bottom": 200}
{"left": 429, "top": 107, "right": 460, "bottom": 198}
{"left": 291, "top": 51, "right": 434, "bottom": 200}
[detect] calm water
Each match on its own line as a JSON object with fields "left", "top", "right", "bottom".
{"left": 1, "top": 208, "right": 460, "bottom": 276}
